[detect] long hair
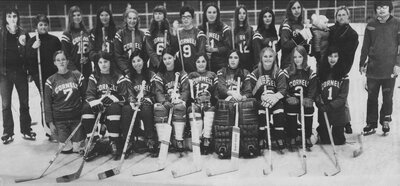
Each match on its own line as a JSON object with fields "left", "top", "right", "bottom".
{"left": 258, "top": 47, "right": 279, "bottom": 76}
{"left": 124, "top": 8, "right": 140, "bottom": 30}
{"left": 158, "top": 47, "right": 182, "bottom": 74}
{"left": 234, "top": 5, "right": 250, "bottom": 34}
{"left": 129, "top": 50, "right": 152, "bottom": 82}
{"left": 67, "top": 6, "right": 87, "bottom": 32}
{"left": 94, "top": 6, "right": 116, "bottom": 41}
{"left": 2, "top": 8, "right": 20, "bottom": 27}
{"left": 285, "top": 0, "right": 304, "bottom": 24}
{"left": 195, "top": 54, "right": 209, "bottom": 72}
{"left": 318, "top": 46, "right": 346, "bottom": 81}
{"left": 287, "top": 45, "right": 309, "bottom": 76}
{"left": 228, "top": 50, "right": 247, "bottom": 81}
{"left": 201, "top": 3, "right": 223, "bottom": 32}
{"left": 256, "top": 7, "right": 277, "bottom": 38}
{"left": 92, "top": 51, "right": 120, "bottom": 80}
{"left": 149, "top": 5, "right": 170, "bottom": 39}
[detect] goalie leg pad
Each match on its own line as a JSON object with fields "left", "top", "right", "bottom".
{"left": 188, "top": 104, "right": 203, "bottom": 140}
{"left": 239, "top": 99, "right": 259, "bottom": 157}
{"left": 173, "top": 121, "right": 185, "bottom": 141}
{"left": 154, "top": 103, "right": 169, "bottom": 124}
{"left": 203, "top": 106, "right": 215, "bottom": 139}
{"left": 213, "top": 100, "right": 235, "bottom": 154}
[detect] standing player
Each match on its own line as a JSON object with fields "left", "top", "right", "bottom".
{"left": 187, "top": 54, "right": 217, "bottom": 155}
{"left": 233, "top": 5, "right": 254, "bottom": 72}
{"left": 154, "top": 48, "right": 189, "bottom": 153}
{"left": 0, "top": 8, "right": 34, "bottom": 143}
{"left": 114, "top": 8, "right": 147, "bottom": 75}
{"left": 199, "top": 3, "right": 232, "bottom": 73}
{"left": 177, "top": 6, "right": 206, "bottom": 73}
{"left": 88, "top": 6, "right": 117, "bottom": 63}
{"left": 120, "top": 50, "right": 157, "bottom": 157}
{"left": 146, "top": 5, "right": 176, "bottom": 72}
{"left": 27, "top": 14, "right": 61, "bottom": 142}
{"left": 253, "top": 7, "right": 278, "bottom": 69}
{"left": 284, "top": 46, "right": 316, "bottom": 151}
{"left": 61, "top": 6, "right": 91, "bottom": 82}
{"left": 243, "top": 47, "right": 287, "bottom": 153}
{"left": 360, "top": 1, "right": 400, "bottom": 135}
{"left": 81, "top": 51, "right": 125, "bottom": 160}
{"left": 44, "top": 51, "right": 86, "bottom": 153}
{"left": 316, "top": 47, "right": 348, "bottom": 145}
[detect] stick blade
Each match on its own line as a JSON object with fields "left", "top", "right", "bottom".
{"left": 262, "top": 164, "right": 273, "bottom": 176}
{"left": 324, "top": 169, "right": 341, "bottom": 176}
{"left": 97, "top": 167, "right": 120, "bottom": 180}
{"left": 14, "top": 176, "right": 41, "bottom": 183}
{"left": 206, "top": 166, "right": 238, "bottom": 177}
{"left": 353, "top": 149, "right": 363, "bottom": 157}
{"left": 56, "top": 162, "right": 83, "bottom": 183}
{"left": 171, "top": 165, "right": 201, "bottom": 178}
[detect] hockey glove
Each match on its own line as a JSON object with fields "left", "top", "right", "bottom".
{"left": 101, "top": 95, "right": 120, "bottom": 105}
{"left": 286, "top": 96, "right": 299, "bottom": 105}
{"left": 303, "top": 98, "right": 314, "bottom": 108}
{"left": 163, "top": 101, "right": 174, "bottom": 110}
{"left": 89, "top": 99, "right": 104, "bottom": 112}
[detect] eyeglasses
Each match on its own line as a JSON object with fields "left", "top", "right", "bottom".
{"left": 377, "top": 6, "right": 389, "bottom": 10}
{"left": 182, "top": 15, "right": 192, "bottom": 20}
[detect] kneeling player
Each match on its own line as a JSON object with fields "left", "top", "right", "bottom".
{"left": 284, "top": 46, "right": 317, "bottom": 151}
{"left": 81, "top": 52, "right": 125, "bottom": 160}
{"left": 153, "top": 48, "right": 189, "bottom": 153}
{"left": 244, "top": 47, "right": 287, "bottom": 153}
{"left": 187, "top": 55, "right": 217, "bottom": 155}
{"left": 316, "top": 47, "right": 348, "bottom": 145}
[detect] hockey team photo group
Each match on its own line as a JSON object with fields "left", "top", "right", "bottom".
{"left": 0, "top": 0, "right": 399, "bottom": 185}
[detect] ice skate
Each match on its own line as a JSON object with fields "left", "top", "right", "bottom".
{"left": 248, "top": 145, "right": 257, "bottom": 158}
{"left": 363, "top": 124, "right": 376, "bottom": 136}
{"left": 274, "top": 139, "right": 285, "bottom": 155}
{"left": 217, "top": 147, "right": 228, "bottom": 159}
{"left": 287, "top": 138, "right": 297, "bottom": 152}
{"left": 382, "top": 122, "right": 390, "bottom": 136}
{"left": 201, "top": 138, "right": 211, "bottom": 155}
{"left": 345, "top": 123, "right": 353, "bottom": 134}
{"left": 22, "top": 131, "right": 36, "bottom": 141}
{"left": 305, "top": 138, "right": 313, "bottom": 152}
{"left": 2, "top": 133, "right": 14, "bottom": 144}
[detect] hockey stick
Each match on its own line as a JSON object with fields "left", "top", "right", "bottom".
{"left": 353, "top": 133, "right": 363, "bottom": 157}
{"left": 97, "top": 80, "right": 146, "bottom": 180}
{"left": 294, "top": 86, "right": 307, "bottom": 177}
{"left": 171, "top": 79, "right": 202, "bottom": 178}
{"left": 263, "top": 86, "right": 273, "bottom": 175}
{"left": 323, "top": 112, "right": 341, "bottom": 176}
{"left": 102, "top": 27, "right": 107, "bottom": 52}
{"left": 206, "top": 77, "right": 241, "bottom": 177}
{"left": 176, "top": 29, "right": 186, "bottom": 72}
{"left": 14, "top": 120, "right": 83, "bottom": 183}
{"left": 80, "top": 31, "right": 84, "bottom": 73}
{"left": 206, "top": 22, "right": 211, "bottom": 71}
{"left": 132, "top": 73, "right": 180, "bottom": 176}
{"left": 231, "top": 19, "right": 235, "bottom": 50}
{"left": 55, "top": 111, "right": 102, "bottom": 182}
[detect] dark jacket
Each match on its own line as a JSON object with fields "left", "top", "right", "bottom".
{"left": 328, "top": 23, "right": 359, "bottom": 75}
{"left": 0, "top": 26, "right": 31, "bottom": 76}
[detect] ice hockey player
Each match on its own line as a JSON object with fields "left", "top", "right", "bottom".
{"left": 81, "top": 51, "right": 125, "bottom": 161}
{"left": 153, "top": 47, "right": 189, "bottom": 153}
{"left": 233, "top": 5, "right": 254, "bottom": 71}
{"left": 316, "top": 47, "right": 348, "bottom": 145}
{"left": 44, "top": 50, "right": 86, "bottom": 154}
{"left": 187, "top": 54, "right": 217, "bottom": 155}
{"left": 243, "top": 47, "right": 287, "bottom": 154}
{"left": 120, "top": 50, "right": 158, "bottom": 158}
{"left": 176, "top": 6, "right": 206, "bottom": 73}
{"left": 284, "top": 45, "right": 317, "bottom": 152}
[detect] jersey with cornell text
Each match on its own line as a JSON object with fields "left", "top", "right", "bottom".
{"left": 153, "top": 71, "right": 189, "bottom": 103}
{"left": 61, "top": 30, "right": 90, "bottom": 71}
{"left": 216, "top": 67, "right": 249, "bottom": 99}
{"left": 86, "top": 74, "right": 126, "bottom": 102}
{"left": 244, "top": 68, "right": 287, "bottom": 99}
{"left": 285, "top": 68, "right": 317, "bottom": 99}
{"left": 114, "top": 28, "right": 146, "bottom": 74}
{"left": 234, "top": 26, "right": 254, "bottom": 71}
{"left": 124, "top": 72, "right": 156, "bottom": 103}
{"left": 188, "top": 71, "right": 217, "bottom": 101}
{"left": 177, "top": 27, "right": 206, "bottom": 73}
{"left": 44, "top": 70, "right": 85, "bottom": 123}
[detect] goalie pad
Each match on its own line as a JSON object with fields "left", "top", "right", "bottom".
{"left": 238, "top": 99, "right": 259, "bottom": 157}
{"left": 173, "top": 102, "right": 186, "bottom": 122}
{"left": 173, "top": 121, "right": 185, "bottom": 141}
{"left": 188, "top": 104, "right": 203, "bottom": 140}
{"left": 203, "top": 106, "right": 215, "bottom": 139}
{"left": 213, "top": 100, "right": 235, "bottom": 157}
{"left": 154, "top": 103, "right": 169, "bottom": 124}
{"left": 156, "top": 123, "right": 172, "bottom": 143}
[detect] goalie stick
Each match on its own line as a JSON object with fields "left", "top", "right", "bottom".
{"left": 132, "top": 73, "right": 180, "bottom": 176}
{"left": 56, "top": 111, "right": 103, "bottom": 182}
{"left": 14, "top": 121, "right": 83, "bottom": 183}
{"left": 97, "top": 80, "right": 146, "bottom": 180}
{"left": 206, "top": 77, "right": 241, "bottom": 177}
{"left": 171, "top": 79, "right": 202, "bottom": 178}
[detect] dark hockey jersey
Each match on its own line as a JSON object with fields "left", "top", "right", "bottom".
{"left": 244, "top": 67, "right": 287, "bottom": 100}
{"left": 284, "top": 68, "right": 317, "bottom": 99}
{"left": 188, "top": 71, "right": 217, "bottom": 101}
{"left": 124, "top": 71, "right": 156, "bottom": 103}
{"left": 252, "top": 29, "right": 278, "bottom": 65}
{"left": 199, "top": 23, "right": 232, "bottom": 72}
{"left": 153, "top": 71, "right": 189, "bottom": 103}
{"left": 44, "top": 70, "right": 85, "bottom": 123}
{"left": 145, "top": 30, "right": 177, "bottom": 70}
{"left": 216, "top": 67, "right": 250, "bottom": 99}
{"left": 318, "top": 74, "right": 349, "bottom": 125}
{"left": 114, "top": 27, "right": 146, "bottom": 74}
{"left": 177, "top": 27, "right": 206, "bottom": 73}
{"left": 85, "top": 73, "right": 126, "bottom": 102}
{"left": 234, "top": 26, "right": 254, "bottom": 71}
{"left": 88, "top": 26, "right": 116, "bottom": 61}
{"left": 61, "top": 29, "right": 91, "bottom": 72}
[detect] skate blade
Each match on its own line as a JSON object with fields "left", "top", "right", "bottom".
{"left": 3, "top": 138, "right": 14, "bottom": 144}
{"left": 382, "top": 132, "right": 389, "bottom": 136}
{"left": 262, "top": 165, "right": 273, "bottom": 175}
{"left": 98, "top": 168, "right": 120, "bottom": 180}
{"left": 324, "top": 169, "right": 341, "bottom": 176}
{"left": 362, "top": 130, "right": 376, "bottom": 136}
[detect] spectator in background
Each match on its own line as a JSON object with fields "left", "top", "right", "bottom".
{"left": 27, "top": 14, "right": 61, "bottom": 142}
{"left": 360, "top": 1, "right": 400, "bottom": 135}
{"left": 328, "top": 6, "right": 359, "bottom": 134}
{"left": 0, "top": 8, "right": 35, "bottom": 144}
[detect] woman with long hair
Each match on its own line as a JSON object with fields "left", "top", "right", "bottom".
{"left": 198, "top": 3, "right": 232, "bottom": 73}
{"left": 233, "top": 5, "right": 254, "bottom": 71}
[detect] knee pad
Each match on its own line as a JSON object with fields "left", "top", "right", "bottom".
{"left": 188, "top": 104, "right": 203, "bottom": 140}
{"left": 154, "top": 103, "right": 169, "bottom": 124}
{"left": 173, "top": 103, "right": 186, "bottom": 122}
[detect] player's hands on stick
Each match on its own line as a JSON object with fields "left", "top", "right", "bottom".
{"left": 286, "top": 96, "right": 299, "bottom": 105}
{"left": 32, "top": 40, "right": 41, "bottom": 49}
{"left": 80, "top": 56, "right": 88, "bottom": 65}
{"left": 303, "top": 98, "right": 314, "bottom": 108}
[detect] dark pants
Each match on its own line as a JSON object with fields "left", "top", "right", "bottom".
{"left": 0, "top": 69, "right": 32, "bottom": 135}
{"left": 317, "top": 111, "right": 345, "bottom": 145}
{"left": 54, "top": 119, "right": 84, "bottom": 143}
{"left": 285, "top": 104, "right": 314, "bottom": 139}
{"left": 120, "top": 103, "right": 155, "bottom": 142}
{"left": 366, "top": 78, "right": 396, "bottom": 126}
